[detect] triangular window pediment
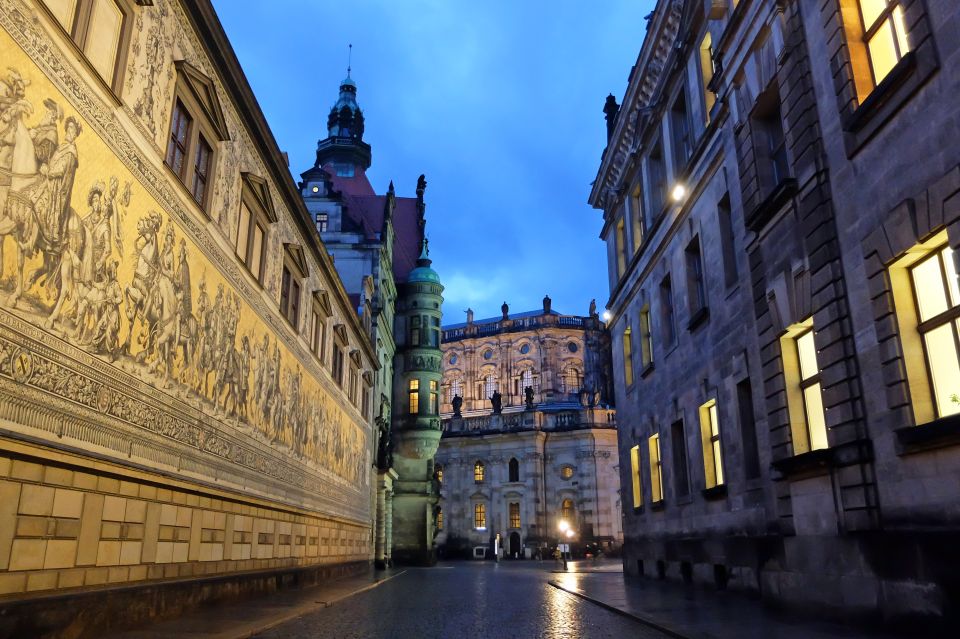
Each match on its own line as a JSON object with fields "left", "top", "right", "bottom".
{"left": 241, "top": 173, "right": 277, "bottom": 223}
{"left": 174, "top": 60, "right": 229, "bottom": 141}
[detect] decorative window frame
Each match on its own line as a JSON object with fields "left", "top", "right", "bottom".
{"left": 280, "top": 243, "right": 308, "bottom": 332}
{"left": 309, "top": 289, "right": 331, "bottom": 365}
{"left": 235, "top": 173, "right": 276, "bottom": 286}
{"left": 165, "top": 60, "right": 230, "bottom": 212}
{"left": 824, "top": 0, "right": 937, "bottom": 155}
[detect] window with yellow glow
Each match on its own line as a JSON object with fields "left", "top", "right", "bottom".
{"left": 630, "top": 445, "right": 643, "bottom": 508}
{"left": 648, "top": 434, "right": 663, "bottom": 503}
{"left": 909, "top": 245, "right": 960, "bottom": 419}
{"left": 782, "top": 319, "right": 830, "bottom": 454}
{"left": 699, "top": 400, "right": 725, "bottom": 489}
{"left": 560, "top": 465, "right": 574, "bottom": 480}
{"left": 849, "top": 0, "right": 910, "bottom": 100}
{"left": 436, "top": 465, "right": 443, "bottom": 484}
{"left": 474, "top": 461, "right": 485, "bottom": 483}
{"left": 429, "top": 380, "right": 439, "bottom": 414}
{"left": 436, "top": 509, "right": 443, "bottom": 530}
{"left": 408, "top": 379, "right": 419, "bottom": 414}
{"left": 474, "top": 503, "right": 486, "bottom": 529}
{"left": 623, "top": 326, "right": 634, "bottom": 386}
{"left": 560, "top": 499, "right": 575, "bottom": 521}
{"left": 699, "top": 32, "right": 716, "bottom": 123}
{"left": 616, "top": 218, "right": 628, "bottom": 276}
{"left": 509, "top": 502, "right": 521, "bottom": 529}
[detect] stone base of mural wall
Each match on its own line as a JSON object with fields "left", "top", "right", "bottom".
{"left": 0, "top": 438, "right": 372, "bottom": 638}
{"left": 0, "top": 559, "right": 367, "bottom": 639}
{"left": 390, "top": 491, "right": 436, "bottom": 567}
{"left": 621, "top": 533, "right": 959, "bottom": 633}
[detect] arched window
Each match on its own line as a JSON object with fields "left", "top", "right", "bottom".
{"left": 560, "top": 498, "right": 575, "bottom": 521}
{"left": 448, "top": 377, "right": 463, "bottom": 402}
{"left": 508, "top": 457, "right": 520, "bottom": 482}
{"left": 520, "top": 369, "right": 533, "bottom": 393}
{"left": 474, "top": 503, "right": 486, "bottom": 529}
{"left": 563, "top": 367, "right": 581, "bottom": 394}
{"left": 474, "top": 461, "right": 485, "bottom": 483}
{"left": 484, "top": 375, "right": 497, "bottom": 399}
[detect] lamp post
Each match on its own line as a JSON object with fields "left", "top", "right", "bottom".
{"left": 558, "top": 520, "right": 575, "bottom": 570}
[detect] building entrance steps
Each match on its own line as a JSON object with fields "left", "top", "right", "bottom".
{"left": 548, "top": 563, "right": 905, "bottom": 639}
{"left": 108, "top": 568, "right": 404, "bottom": 639}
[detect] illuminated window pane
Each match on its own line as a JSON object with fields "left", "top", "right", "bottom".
{"left": 648, "top": 434, "right": 663, "bottom": 502}
{"left": 474, "top": 503, "right": 486, "bottom": 529}
{"left": 943, "top": 246, "right": 960, "bottom": 307}
{"left": 474, "top": 461, "right": 484, "bottom": 483}
{"left": 925, "top": 323, "right": 960, "bottom": 418}
{"left": 797, "top": 329, "right": 819, "bottom": 381}
{"left": 859, "top": 0, "right": 888, "bottom": 27}
{"left": 803, "top": 383, "right": 828, "bottom": 450}
{"left": 85, "top": 0, "right": 123, "bottom": 83}
{"left": 712, "top": 440, "right": 724, "bottom": 485}
{"left": 709, "top": 404, "right": 720, "bottom": 438}
{"left": 867, "top": 20, "right": 899, "bottom": 84}
{"left": 623, "top": 327, "right": 634, "bottom": 386}
{"left": 912, "top": 253, "right": 949, "bottom": 322}
{"left": 509, "top": 502, "right": 520, "bottom": 529}
{"left": 893, "top": 6, "right": 910, "bottom": 55}
{"left": 630, "top": 445, "right": 642, "bottom": 508}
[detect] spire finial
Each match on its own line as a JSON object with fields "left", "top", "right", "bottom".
{"left": 347, "top": 44, "right": 352, "bottom": 78}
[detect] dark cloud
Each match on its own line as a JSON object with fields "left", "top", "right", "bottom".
{"left": 212, "top": 0, "right": 653, "bottom": 320}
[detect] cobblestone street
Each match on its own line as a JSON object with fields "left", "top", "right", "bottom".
{"left": 253, "top": 562, "right": 666, "bottom": 639}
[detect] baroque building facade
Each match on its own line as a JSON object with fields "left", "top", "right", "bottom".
{"left": 0, "top": 0, "right": 380, "bottom": 634}
{"left": 592, "top": 0, "right": 960, "bottom": 628}
{"left": 434, "top": 300, "right": 621, "bottom": 558}
{"left": 299, "top": 74, "right": 443, "bottom": 566}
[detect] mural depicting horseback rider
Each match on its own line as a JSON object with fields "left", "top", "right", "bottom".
{"left": 121, "top": 211, "right": 161, "bottom": 355}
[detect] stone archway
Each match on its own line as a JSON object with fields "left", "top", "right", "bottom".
{"left": 509, "top": 531, "right": 521, "bottom": 558}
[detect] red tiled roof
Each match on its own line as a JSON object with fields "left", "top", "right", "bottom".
{"left": 324, "top": 163, "right": 423, "bottom": 282}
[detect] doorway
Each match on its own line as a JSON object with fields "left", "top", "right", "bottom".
{"left": 509, "top": 532, "right": 521, "bottom": 558}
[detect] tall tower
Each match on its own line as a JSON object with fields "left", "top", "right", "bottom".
{"left": 313, "top": 70, "right": 371, "bottom": 175}
{"left": 391, "top": 180, "right": 444, "bottom": 565}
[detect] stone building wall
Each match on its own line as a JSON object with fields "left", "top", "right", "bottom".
{"left": 0, "top": 1, "right": 377, "bottom": 631}
{"left": 591, "top": 0, "right": 960, "bottom": 627}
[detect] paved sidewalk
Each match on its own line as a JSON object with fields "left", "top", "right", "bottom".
{"left": 108, "top": 568, "right": 403, "bottom": 639}
{"left": 549, "top": 570, "right": 902, "bottom": 639}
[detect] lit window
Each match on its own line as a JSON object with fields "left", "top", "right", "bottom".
{"left": 436, "top": 509, "right": 443, "bottom": 530}
{"left": 630, "top": 445, "right": 643, "bottom": 508}
{"left": 436, "top": 466, "right": 443, "bottom": 484}
{"left": 509, "top": 502, "right": 521, "bottom": 529}
{"left": 43, "top": 0, "right": 129, "bottom": 90}
{"left": 429, "top": 380, "right": 438, "bottom": 414}
{"left": 781, "top": 319, "right": 828, "bottom": 454}
{"left": 648, "top": 434, "right": 663, "bottom": 503}
{"left": 408, "top": 379, "right": 420, "bottom": 414}
{"left": 474, "top": 503, "right": 486, "bottom": 529}
{"left": 857, "top": 1, "right": 910, "bottom": 91}
{"left": 699, "top": 32, "right": 716, "bottom": 122}
{"left": 317, "top": 213, "right": 329, "bottom": 233}
{"left": 616, "top": 218, "right": 628, "bottom": 276}
{"left": 560, "top": 466, "right": 574, "bottom": 480}
{"left": 484, "top": 375, "right": 497, "bottom": 400}
{"left": 909, "top": 245, "right": 960, "bottom": 419}
{"left": 699, "top": 400, "right": 724, "bottom": 488}
{"left": 623, "top": 326, "right": 634, "bottom": 386}
{"left": 474, "top": 461, "right": 485, "bottom": 483}
{"left": 640, "top": 308, "right": 653, "bottom": 368}
{"left": 560, "top": 499, "right": 575, "bottom": 521}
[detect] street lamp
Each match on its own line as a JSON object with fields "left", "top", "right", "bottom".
{"left": 557, "top": 520, "right": 575, "bottom": 570}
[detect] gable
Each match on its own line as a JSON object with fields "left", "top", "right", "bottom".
{"left": 174, "top": 60, "right": 230, "bottom": 141}
{"left": 241, "top": 172, "right": 278, "bottom": 222}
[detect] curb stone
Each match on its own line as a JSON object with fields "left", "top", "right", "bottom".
{"left": 547, "top": 579, "right": 692, "bottom": 639}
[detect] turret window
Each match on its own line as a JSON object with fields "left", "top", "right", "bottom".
{"left": 429, "top": 380, "right": 438, "bottom": 414}
{"left": 408, "top": 379, "right": 420, "bottom": 414}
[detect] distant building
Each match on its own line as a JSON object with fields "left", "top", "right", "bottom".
{"left": 434, "top": 298, "right": 621, "bottom": 558}
{"left": 0, "top": 0, "right": 378, "bottom": 632}
{"left": 299, "top": 73, "right": 443, "bottom": 566}
{"left": 591, "top": 0, "right": 960, "bottom": 627}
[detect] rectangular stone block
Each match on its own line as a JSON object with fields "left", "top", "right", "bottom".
{"left": 75, "top": 493, "right": 104, "bottom": 567}
{"left": 124, "top": 499, "right": 146, "bottom": 523}
{"left": 19, "top": 484, "right": 55, "bottom": 516}
{"left": 155, "top": 541, "right": 173, "bottom": 564}
{"left": 43, "top": 539, "right": 77, "bottom": 569}
{"left": 102, "top": 495, "right": 126, "bottom": 522}
{"left": 26, "top": 570, "right": 58, "bottom": 592}
{"left": 72, "top": 472, "right": 98, "bottom": 491}
{"left": 52, "top": 489, "right": 84, "bottom": 519}
{"left": 57, "top": 568, "right": 85, "bottom": 589}
{"left": 10, "top": 460, "right": 43, "bottom": 482}
{"left": 119, "top": 541, "right": 142, "bottom": 565}
{"left": 9, "top": 538, "right": 47, "bottom": 570}
{"left": 44, "top": 466, "right": 73, "bottom": 487}
{"left": 1, "top": 481, "right": 25, "bottom": 570}
{"left": 159, "top": 503, "right": 177, "bottom": 526}
{"left": 97, "top": 540, "right": 121, "bottom": 566}
{"left": 84, "top": 567, "right": 109, "bottom": 586}
{"left": 0, "top": 572, "right": 26, "bottom": 595}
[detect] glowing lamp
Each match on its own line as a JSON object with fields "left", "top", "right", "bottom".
{"left": 558, "top": 520, "right": 569, "bottom": 533}
{"left": 671, "top": 183, "right": 687, "bottom": 202}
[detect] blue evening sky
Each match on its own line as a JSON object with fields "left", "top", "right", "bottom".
{"left": 211, "top": 0, "right": 654, "bottom": 323}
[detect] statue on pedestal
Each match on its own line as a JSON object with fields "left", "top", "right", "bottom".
{"left": 452, "top": 394, "right": 463, "bottom": 418}
{"left": 524, "top": 386, "right": 535, "bottom": 410}
{"left": 490, "top": 390, "right": 503, "bottom": 414}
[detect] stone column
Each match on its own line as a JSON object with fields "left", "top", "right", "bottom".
{"left": 384, "top": 489, "right": 394, "bottom": 565}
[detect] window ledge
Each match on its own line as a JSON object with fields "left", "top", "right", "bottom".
{"left": 650, "top": 500, "right": 666, "bottom": 511}
{"left": 687, "top": 307, "right": 710, "bottom": 332}
{"left": 701, "top": 484, "right": 727, "bottom": 500}
{"left": 640, "top": 362, "right": 655, "bottom": 379}
{"left": 744, "top": 178, "right": 798, "bottom": 233}
{"left": 842, "top": 42, "right": 938, "bottom": 157}
{"left": 896, "top": 413, "right": 960, "bottom": 455}
{"left": 771, "top": 448, "right": 832, "bottom": 479}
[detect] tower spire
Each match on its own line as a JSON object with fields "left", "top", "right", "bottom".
{"left": 347, "top": 43, "right": 352, "bottom": 79}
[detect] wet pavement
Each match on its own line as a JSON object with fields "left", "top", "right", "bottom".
{"left": 253, "top": 561, "right": 667, "bottom": 639}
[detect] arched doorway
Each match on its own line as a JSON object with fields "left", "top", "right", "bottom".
{"left": 509, "top": 532, "right": 521, "bottom": 558}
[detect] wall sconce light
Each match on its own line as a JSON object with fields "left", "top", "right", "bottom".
{"left": 671, "top": 183, "right": 687, "bottom": 202}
